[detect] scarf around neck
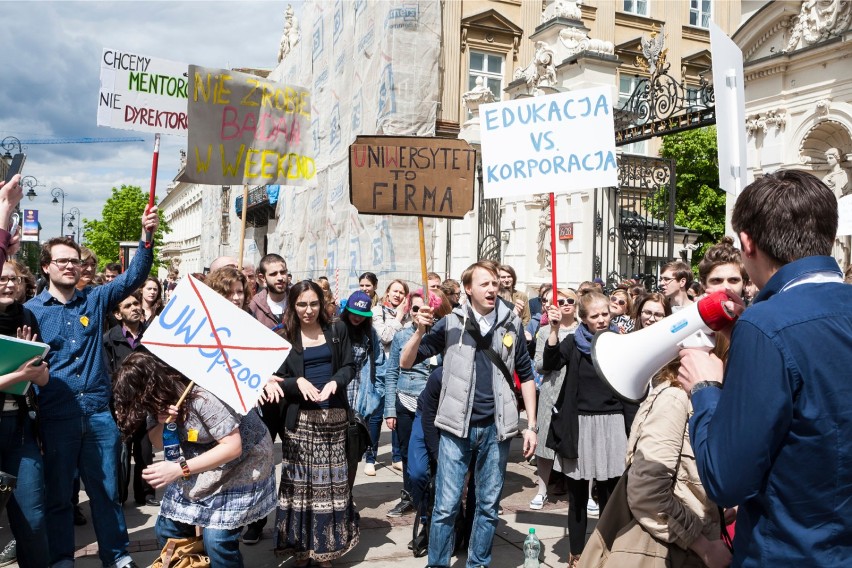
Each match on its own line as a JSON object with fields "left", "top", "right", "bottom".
{"left": 574, "top": 321, "right": 618, "bottom": 355}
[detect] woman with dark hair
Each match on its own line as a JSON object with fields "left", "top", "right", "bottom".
{"left": 498, "top": 264, "right": 531, "bottom": 326}
{"left": 358, "top": 272, "right": 379, "bottom": 307}
{"left": 139, "top": 276, "right": 164, "bottom": 325}
{"left": 633, "top": 292, "right": 671, "bottom": 331}
{"left": 339, "top": 290, "right": 384, "bottom": 487}
{"left": 542, "top": 291, "right": 635, "bottom": 567}
{"left": 206, "top": 266, "right": 249, "bottom": 310}
{"left": 0, "top": 259, "right": 50, "bottom": 568}
{"left": 112, "top": 352, "right": 275, "bottom": 568}
{"left": 273, "top": 280, "right": 358, "bottom": 567}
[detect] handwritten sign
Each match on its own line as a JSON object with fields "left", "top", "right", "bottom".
{"left": 141, "top": 276, "right": 291, "bottom": 414}
{"left": 97, "top": 48, "right": 189, "bottom": 135}
{"left": 558, "top": 223, "right": 574, "bottom": 240}
{"left": 480, "top": 87, "right": 618, "bottom": 198}
{"left": 179, "top": 65, "right": 315, "bottom": 186}
{"left": 349, "top": 136, "right": 476, "bottom": 219}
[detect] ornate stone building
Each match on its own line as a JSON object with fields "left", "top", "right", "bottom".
{"left": 733, "top": 0, "right": 852, "bottom": 269}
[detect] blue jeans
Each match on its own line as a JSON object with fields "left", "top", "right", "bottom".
{"left": 41, "top": 411, "right": 131, "bottom": 567}
{"left": 407, "top": 412, "right": 432, "bottom": 516}
{"left": 0, "top": 413, "right": 49, "bottom": 568}
{"left": 428, "top": 420, "right": 509, "bottom": 568}
{"left": 156, "top": 515, "right": 243, "bottom": 568}
{"left": 365, "top": 398, "right": 402, "bottom": 464}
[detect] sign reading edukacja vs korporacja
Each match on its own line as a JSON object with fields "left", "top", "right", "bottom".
{"left": 179, "top": 65, "right": 315, "bottom": 187}
{"left": 97, "top": 48, "right": 189, "bottom": 135}
{"left": 349, "top": 136, "right": 476, "bottom": 219}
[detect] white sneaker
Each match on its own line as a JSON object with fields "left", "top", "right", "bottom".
{"left": 529, "top": 493, "right": 547, "bottom": 510}
{"left": 364, "top": 463, "right": 376, "bottom": 476}
{"left": 587, "top": 499, "right": 600, "bottom": 515}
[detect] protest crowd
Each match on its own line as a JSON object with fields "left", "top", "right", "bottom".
{"left": 0, "top": 168, "right": 850, "bottom": 568}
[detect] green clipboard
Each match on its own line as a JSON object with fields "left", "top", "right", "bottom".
{"left": 0, "top": 335, "right": 50, "bottom": 396}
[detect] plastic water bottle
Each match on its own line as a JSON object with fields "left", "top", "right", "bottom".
{"left": 163, "top": 422, "right": 181, "bottom": 462}
{"left": 523, "top": 527, "right": 541, "bottom": 568}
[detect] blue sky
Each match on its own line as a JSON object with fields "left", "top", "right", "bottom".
{"left": 1, "top": 1, "right": 300, "bottom": 239}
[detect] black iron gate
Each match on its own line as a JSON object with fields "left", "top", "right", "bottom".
{"left": 592, "top": 25, "right": 714, "bottom": 289}
{"left": 476, "top": 162, "right": 502, "bottom": 261}
{"left": 593, "top": 154, "right": 676, "bottom": 291}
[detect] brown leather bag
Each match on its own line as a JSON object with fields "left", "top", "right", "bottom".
{"left": 150, "top": 537, "right": 210, "bottom": 568}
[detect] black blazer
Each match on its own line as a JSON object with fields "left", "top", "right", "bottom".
{"left": 275, "top": 320, "right": 355, "bottom": 434}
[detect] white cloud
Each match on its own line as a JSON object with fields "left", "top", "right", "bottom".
{"left": 2, "top": 0, "right": 298, "bottom": 239}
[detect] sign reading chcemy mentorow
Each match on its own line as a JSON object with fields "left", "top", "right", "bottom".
{"left": 97, "top": 48, "right": 189, "bottom": 135}
{"left": 179, "top": 65, "right": 315, "bottom": 187}
{"left": 349, "top": 136, "right": 476, "bottom": 219}
{"left": 479, "top": 87, "right": 618, "bottom": 198}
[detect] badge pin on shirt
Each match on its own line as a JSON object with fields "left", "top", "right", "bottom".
{"left": 187, "top": 429, "right": 198, "bottom": 442}
{"left": 80, "top": 316, "right": 89, "bottom": 327}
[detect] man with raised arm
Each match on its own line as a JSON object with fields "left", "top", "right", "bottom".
{"left": 26, "top": 206, "right": 159, "bottom": 568}
{"left": 401, "top": 259, "right": 538, "bottom": 568}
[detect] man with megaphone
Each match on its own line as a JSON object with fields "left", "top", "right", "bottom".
{"left": 677, "top": 170, "right": 852, "bottom": 568}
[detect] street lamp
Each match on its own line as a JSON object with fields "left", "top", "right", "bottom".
{"left": 21, "top": 176, "right": 39, "bottom": 201}
{"left": 65, "top": 207, "right": 81, "bottom": 242}
{"left": 51, "top": 187, "right": 67, "bottom": 236}
{"left": 1, "top": 136, "right": 22, "bottom": 161}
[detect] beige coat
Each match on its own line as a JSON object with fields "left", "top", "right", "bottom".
{"left": 625, "top": 382, "right": 722, "bottom": 552}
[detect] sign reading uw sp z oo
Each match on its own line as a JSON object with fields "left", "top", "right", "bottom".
{"left": 480, "top": 87, "right": 618, "bottom": 198}
{"left": 180, "top": 65, "right": 315, "bottom": 187}
{"left": 349, "top": 136, "right": 476, "bottom": 219}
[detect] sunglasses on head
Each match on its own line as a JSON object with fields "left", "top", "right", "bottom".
{"left": 557, "top": 298, "right": 575, "bottom": 306}
{"left": 610, "top": 296, "right": 626, "bottom": 306}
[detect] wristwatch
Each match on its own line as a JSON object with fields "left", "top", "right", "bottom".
{"left": 690, "top": 381, "right": 722, "bottom": 397}
{"left": 526, "top": 425, "right": 539, "bottom": 434}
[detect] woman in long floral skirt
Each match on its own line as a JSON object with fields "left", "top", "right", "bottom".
{"left": 270, "top": 280, "right": 358, "bottom": 567}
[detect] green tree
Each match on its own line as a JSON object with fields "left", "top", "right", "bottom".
{"left": 657, "top": 126, "right": 726, "bottom": 267}
{"left": 81, "top": 185, "right": 170, "bottom": 272}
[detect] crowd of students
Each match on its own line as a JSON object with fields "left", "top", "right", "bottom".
{"left": 1, "top": 168, "right": 851, "bottom": 568}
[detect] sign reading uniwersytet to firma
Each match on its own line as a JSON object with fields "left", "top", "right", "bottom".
{"left": 479, "top": 87, "right": 618, "bottom": 198}
{"left": 97, "top": 48, "right": 189, "bottom": 135}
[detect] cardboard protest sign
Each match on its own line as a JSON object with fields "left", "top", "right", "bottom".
{"left": 142, "top": 276, "right": 291, "bottom": 414}
{"left": 180, "top": 65, "right": 315, "bottom": 186}
{"left": 480, "top": 87, "right": 618, "bottom": 198}
{"left": 349, "top": 136, "right": 476, "bottom": 219}
{"left": 97, "top": 48, "right": 189, "bottom": 135}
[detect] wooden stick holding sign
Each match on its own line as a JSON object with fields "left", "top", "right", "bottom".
{"left": 238, "top": 184, "right": 249, "bottom": 270}
{"left": 418, "top": 217, "right": 430, "bottom": 307}
{"left": 348, "top": 135, "right": 477, "bottom": 311}
{"left": 144, "top": 134, "right": 160, "bottom": 248}
{"left": 164, "top": 381, "right": 195, "bottom": 424}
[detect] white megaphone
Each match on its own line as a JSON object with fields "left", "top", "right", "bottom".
{"left": 591, "top": 291, "right": 739, "bottom": 402}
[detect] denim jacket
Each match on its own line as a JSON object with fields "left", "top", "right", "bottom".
{"left": 384, "top": 325, "right": 437, "bottom": 418}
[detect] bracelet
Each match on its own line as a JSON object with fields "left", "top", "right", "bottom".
{"left": 179, "top": 458, "right": 191, "bottom": 480}
{"left": 690, "top": 381, "right": 722, "bottom": 397}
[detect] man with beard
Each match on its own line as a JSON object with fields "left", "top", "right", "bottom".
{"left": 25, "top": 207, "right": 158, "bottom": 568}
{"left": 102, "top": 291, "right": 158, "bottom": 507}
{"left": 243, "top": 252, "right": 289, "bottom": 545}
{"left": 402, "top": 259, "right": 538, "bottom": 568}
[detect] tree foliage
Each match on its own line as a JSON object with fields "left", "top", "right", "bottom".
{"left": 81, "top": 185, "right": 170, "bottom": 272}
{"left": 658, "top": 126, "right": 726, "bottom": 267}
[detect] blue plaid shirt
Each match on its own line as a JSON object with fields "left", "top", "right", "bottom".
{"left": 25, "top": 241, "right": 153, "bottom": 420}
